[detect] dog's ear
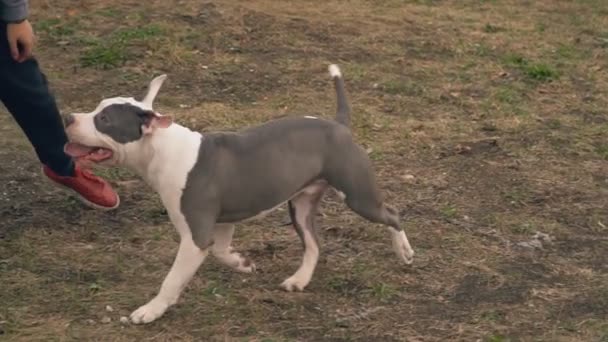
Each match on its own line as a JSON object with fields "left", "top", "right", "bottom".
{"left": 142, "top": 74, "right": 167, "bottom": 109}
{"left": 138, "top": 110, "right": 173, "bottom": 135}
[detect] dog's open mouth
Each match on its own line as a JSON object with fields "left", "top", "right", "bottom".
{"left": 64, "top": 143, "right": 113, "bottom": 163}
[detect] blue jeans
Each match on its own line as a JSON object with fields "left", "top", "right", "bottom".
{"left": 0, "top": 22, "right": 74, "bottom": 176}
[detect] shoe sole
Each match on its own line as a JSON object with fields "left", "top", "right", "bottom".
{"left": 41, "top": 168, "right": 121, "bottom": 211}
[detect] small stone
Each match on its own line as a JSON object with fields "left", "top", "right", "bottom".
{"left": 105, "top": 305, "right": 114, "bottom": 312}
{"left": 336, "top": 321, "right": 350, "bottom": 328}
{"left": 120, "top": 316, "right": 130, "bottom": 325}
{"left": 401, "top": 174, "right": 416, "bottom": 184}
{"left": 516, "top": 232, "right": 554, "bottom": 250}
{"left": 533, "top": 232, "right": 554, "bottom": 244}
{"left": 101, "top": 316, "right": 111, "bottom": 324}
{"left": 517, "top": 240, "right": 543, "bottom": 249}
{"left": 86, "top": 319, "right": 95, "bottom": 325}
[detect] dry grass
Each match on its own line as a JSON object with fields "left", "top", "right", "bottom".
{"left": 1, "top": 0, "right": 607, "bottom": 341}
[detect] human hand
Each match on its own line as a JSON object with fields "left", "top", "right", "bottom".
{"left": 7, "top": 19, "right": 35, "bottom": 62}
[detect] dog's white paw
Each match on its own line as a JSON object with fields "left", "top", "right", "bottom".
{"left": 392, "top": 230, "right": 415, "bottom": 265}
{"left": 235, "top": 256, "right": 256, "bottom": 273}
{"left": 280, "top": 276, "right": 307, "bottom": 292}
{"left": 216, "top": 251, "right": 256, "bottom": 273}
{"left": 130, "top": 299, "right": 169, "bottom": 324}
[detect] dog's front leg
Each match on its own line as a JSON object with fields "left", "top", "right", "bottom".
{"left": 130, "top": 235, "right": 208, "bottom": 324}
{"left": 130, "top": 190, "right": 212, "bottom": 325}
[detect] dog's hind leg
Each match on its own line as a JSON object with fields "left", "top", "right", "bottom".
{"left": 211, "top": 224, "right": 256, "bottom": 273}
{"left": 346, "top": 195, "right": 414, "bottom": 265}
{"left": 329, "top": 148, "right": 415, "bottom": 265}
{"left": 281, "top": 183, "right": 327, "bottom": 292}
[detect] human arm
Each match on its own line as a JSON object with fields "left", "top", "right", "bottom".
{"left": 1, "top": 0, "right": 34, "bottom": 62}
{"left": 0, "top": 0, "right": 29, "bottom": 23}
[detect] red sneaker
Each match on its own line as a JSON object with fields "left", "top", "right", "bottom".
{"left": 43, "top": 164, "right": 120, "bottom": 210}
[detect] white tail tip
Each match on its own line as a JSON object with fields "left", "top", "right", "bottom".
{"left": 328, "top": 64, "right": 342, "bottom": 78}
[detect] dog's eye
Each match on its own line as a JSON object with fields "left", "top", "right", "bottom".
{"left": 99, "top": 114, "right": 109, "bottom": 123}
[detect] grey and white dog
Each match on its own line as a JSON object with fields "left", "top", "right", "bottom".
{"left": 63, "top": 64, "right": 415, "bottom": 324}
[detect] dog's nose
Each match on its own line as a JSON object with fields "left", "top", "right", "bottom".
{"left": 63, "top": 114, "right": 75, "bottom": 127}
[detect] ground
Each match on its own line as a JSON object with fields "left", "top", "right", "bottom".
{"left": 0, "top": 0, "right": 607, "bottom": 341}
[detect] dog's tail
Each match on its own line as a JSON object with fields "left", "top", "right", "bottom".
{"left": 328, "top": 64, "right": 351, "bottom": 127}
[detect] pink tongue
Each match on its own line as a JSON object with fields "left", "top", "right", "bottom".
{"left": 64, "top": 143, "right": 95, "bottom": 158}
{"left": 87, "top": 149, "right": 113, "bottom": 162}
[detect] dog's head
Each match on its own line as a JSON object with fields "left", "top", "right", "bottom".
{"left": 64, "top": 75, "right": 173, "bottom": 166}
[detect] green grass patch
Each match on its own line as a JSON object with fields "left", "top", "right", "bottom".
{"left": 597, "top": 31, "right": 608, "bottom": 48}
{"left": 502, "top": 188, "right": 528, "bottom": 204}
{"left": 495, "top": 86, "right": 521, "bottom": 104}
{"left": 485, "top": 335, "right": 512, "bottom": 342}
{"left": 503, "top": 54, "right": 528, "bottom": 67}
{"left": 556, "top": 43, "right": 580, "bottom": 59}
{"left": 342, "top": 63, "right": 371, "bottom": 83}
{"left": 491, "top": 97, "right": 527, "bottom": 117}
{"left": 35, "top": 18, "right": 80, "bottom": 38}
{"left": 89, "top": 167, "right": 137, "bottom": 181}
{"left": 483, "top": 23, "right": 503, "bottom": 33}
{"left": 113, "top": 25, "right": 164, "bottom": 41}
{"left": 440, "top": 206, "right": 458, "bottom": 219}
{"left": 474, "top": 42, "right": 493, "bottom": 56}
{"left": 411, "top": 0, "right": 440, "bottom": 5}
{"left": 546, "top": 118, "right": 562, "bottom": 129}
{"left": 96, "top": 8, "right": 121, "bottom": 18}
{"left": 595, "top": 144, "right": 608, "bottom": 160}
{"left": 525, "top": 63, "right": 559, "bottom": 81}
{"left": 81, "top": 45, "right": 127, "bottom": 69}
{"left": 601, "top": 331, "right": 608, "bottom": 342}
{"left": 80, "top": 25, "right": 165, "bottom": 69}
{"left": 328, "top": 277, "right": 349, "bottom": 292}
{"left": 370, "top": 282, "right": 396, "bottom": 301}
{"left": 201, "top": 280, "right": 228, "bottom": 298}
{"left": 88, "top": 282, "right": 102, "bottom": 294}
{"left": 503, "top": 53, "right": 559, "bottom": 81}
{"left": 480, "top": 310, "right": 505, "bottom": 322}
{"left": 536, "top": 22, "right": 546, "bottom": 32}
{"left": 510, "top": 222, "right": 535, "bottom": 235}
